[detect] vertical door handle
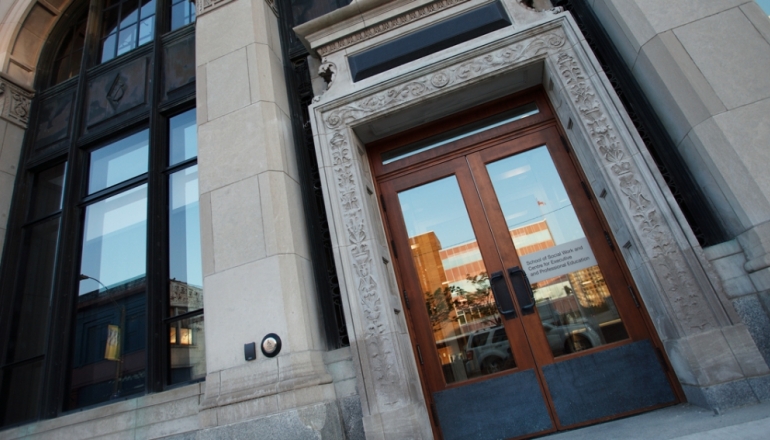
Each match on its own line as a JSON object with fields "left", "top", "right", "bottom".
{"left": 507, "top": 266, "right": 536, "bottom": 315}
{"left": 489, "top": 271, "right": 517, "bottom": 319}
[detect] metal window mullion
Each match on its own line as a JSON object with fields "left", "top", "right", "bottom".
{"left": 146, "top": 0, "right": 170, "bottom": 392}
{"left": 39, "top": 0, "right": 103, "bottom": 416}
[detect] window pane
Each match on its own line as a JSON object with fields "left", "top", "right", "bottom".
{"left": 7, "top": 218, "right": 60, "bottom": 363}
{"left": 138, "top": 16, "right": 154, "bottom": 46}
{"left": 88, "top": 130, "right": 148, "bottom": 194}
{"left": 67, "top": 287, "right": 147, "bottom": 409}
{"left": 169, "top": 109, "right": 197, "bottom": 165}
{"left": 120, "top": 0, "right": 139, "bottom": 28}
{"left": 140, "top": 0, "right": 156, "bottom": 19}
{"left": 79, "top": 184, "right": 147, "bottom": 294}
{"left": 171, "top": 0, "right": 195, "bottom": 30}
{"left": 0, "top": 361, "right": 43, "bottom": 425}
{"left": 169, "top": 166, "right": 202, "bottom": 313}
{"left": 116, "top": 24, "right": 137, "bottom": 56}
{"left": 171, "top": 1, "right": 186, "bottom": 30}
{"left": 382, "top": 102, "right": 539, "bottom": 165}
{"left": 31, "top": 162, "right": 66, "bottom": 220}
{"left": 101, "top": 33, "right": 117, "bottom": 63}
{"left": 70, "top": 185, "right": 147, "bottom": 409}
{"left": 102, "top": 5, "right": 119, "bottom": 37}
{"left": 168, "top": 315, "right": 205, "bottom": 384}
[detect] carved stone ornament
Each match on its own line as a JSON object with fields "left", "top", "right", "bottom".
{"left": 318, "top": 59, "right": 337, "bottom": 90}
{"left": 313, "top": 22, "right": 722, "bottom": 408}
{"left": 554, "top": 53, "right": 716, "bottom": 333}
{"left": 317, "top": 0, "right": 471, "bottom": 57}
{"left": 106, "top": 73, "right": 128, "bottom": 110}
{"left": 197, "top": 0, "right": 276, "bottom": 17}
{"left": 196, "top": 0, "right": 234, "bottom": 16}
{"left": 264, "top": 0, "right": 278, "bottom": 16}
{"left": 0, "top": 77, "right": 34, "bottom": 128}
{"left": 324, "top": 32, "right": 567, "bottom": 128}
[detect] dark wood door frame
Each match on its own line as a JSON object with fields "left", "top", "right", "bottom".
{"left": 368, "top": 87, "right": 683, "bottom": 439}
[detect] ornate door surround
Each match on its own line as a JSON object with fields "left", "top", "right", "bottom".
{"left": 307, "top": 10, "right": 735, "bottom": 438}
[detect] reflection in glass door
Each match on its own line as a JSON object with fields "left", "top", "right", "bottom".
{"left": 484, "top": 146, "right": 628, "bottom": 357}
{"left": 398, "top": 176, "right": 516, "bottom": 384}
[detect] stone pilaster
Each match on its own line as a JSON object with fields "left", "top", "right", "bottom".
{"left": 0, "top": 73, "right": 33, "bottom": 265}
{"left": 194, "top": 0, "right": 346, "bottom": 436}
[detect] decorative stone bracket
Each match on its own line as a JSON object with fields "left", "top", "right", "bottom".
{"left": 0, "top": 74, "right": 33, "bottom": 128}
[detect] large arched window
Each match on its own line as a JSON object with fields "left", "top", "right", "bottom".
{"left": 0, "top": 0, "right": 199, "bottom": 426}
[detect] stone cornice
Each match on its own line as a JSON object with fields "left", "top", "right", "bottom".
{"left": 316, "top": 0, "right": 471, "bottom": 56}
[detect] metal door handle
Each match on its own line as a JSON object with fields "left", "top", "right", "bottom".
{"left": 507, "top": 266, "right": 536, "bottom": 315}
{"left": 489, "top": 271, "right": 517, "bottom": 319}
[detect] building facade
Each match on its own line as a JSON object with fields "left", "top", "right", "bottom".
{"left": 0, "top": 0, "right": 769, "bottom": 439}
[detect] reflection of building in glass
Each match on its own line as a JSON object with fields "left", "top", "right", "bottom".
{"left": 510, "top": 219, "right": 555, "bottom": 255}
{"left": 408, "top": 232, "right": 447, "bottom": 296}
{"left": 410, "top": 219, "right": 617, "bottom": 330}
{"left": 70, "top": 277, "right": 147, "bottom": 409}
{"left": 168, "top": 281, "right": 206, "bottom": 383}
{"left": 568, "top": 265, "right": 611, "bottom": 310}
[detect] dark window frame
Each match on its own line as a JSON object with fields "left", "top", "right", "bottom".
{"left": 0, "top": 0, "right": 198, "bottom": 426}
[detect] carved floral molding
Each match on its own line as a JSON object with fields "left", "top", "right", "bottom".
{"left": 0, "top": 77, "right": 33, "bottom": 128}
{"left": 313, "top": 22, "right": 720, "bottom": 401}
{"left": 555, "top": 53, "right": 715, "bottom": 333}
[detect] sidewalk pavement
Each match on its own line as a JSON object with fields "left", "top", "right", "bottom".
{"left": 540, "top": 401, "right": 770, "bottom": 439}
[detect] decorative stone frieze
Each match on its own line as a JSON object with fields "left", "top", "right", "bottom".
{"left": 317, "top": 0, "right": 472, "bottom": 56}
{"left": 196, "top": 0, "right": 235, "bottom": 16}
{"left": 0, "top": 74, "right": 34, "bottom": 128}
{"left": 197, "top": 0, "right": 276, "bottom": 17}
{"left": 323, "top": 32, "right": 566, "bottom": 122}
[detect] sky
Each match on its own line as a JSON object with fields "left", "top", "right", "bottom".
{"left": 757, "top": 0, "right": 770, "bottom": 15}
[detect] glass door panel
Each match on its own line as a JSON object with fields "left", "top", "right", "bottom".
{"left": 484, "top": 146, "right": 628, "bottom": 357}
{"left": 397, "top": 175, "right": 515, "bottom": 384}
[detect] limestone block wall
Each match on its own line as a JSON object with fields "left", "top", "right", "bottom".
{"left": 193, "top": 0, "right": 349, "bottom": 434}
{"left": 589, "top": 0, "right": 770, "bottom": 403}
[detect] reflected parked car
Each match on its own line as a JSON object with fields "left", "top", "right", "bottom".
{"left": 465, "top": 321, "right": 604, "bottom": 375}
{"left": 464, "top": 326, "right": 515, "bottom": 375}
{"left": 542, "top": 320, "right": 603, "bottom": 356}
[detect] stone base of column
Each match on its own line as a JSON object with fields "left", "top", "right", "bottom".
{"left": 362, "top": 402, "right": 434, "bottom": 440}
{"left": 665, "top": 325, "right": 770, "bottom": 411}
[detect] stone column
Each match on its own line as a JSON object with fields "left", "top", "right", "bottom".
{"left": 0, "top": 73, "right": 33, "bottom": 265}
{"left": 194, "top": 0, "right": 344, "bottom": 436}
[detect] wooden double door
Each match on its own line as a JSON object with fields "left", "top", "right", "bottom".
{"left": 372, "top": 92, "right": 678, "bottom": 439}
